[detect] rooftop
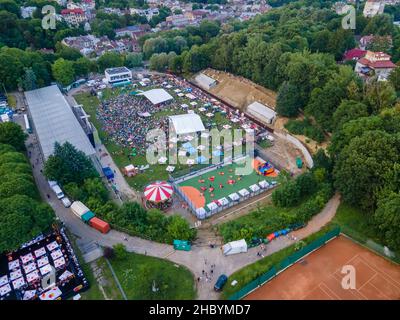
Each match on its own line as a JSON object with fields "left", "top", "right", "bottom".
{"left": 24, "top": 85, "right": 96, "bottom": 160}
{"left": 105, "top": 66, "right": 131, "bottom": 75}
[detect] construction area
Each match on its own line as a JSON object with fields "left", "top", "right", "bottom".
{"left": 199, "top": 69, "right": 277, "bottom": 112}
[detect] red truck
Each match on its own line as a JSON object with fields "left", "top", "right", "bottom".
{"left": 89, "top": 217, "right": 110, "bottom": 234}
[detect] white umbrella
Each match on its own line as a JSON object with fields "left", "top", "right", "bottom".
{"left": 197, "top": 145, "right": 206, "bottom": 150}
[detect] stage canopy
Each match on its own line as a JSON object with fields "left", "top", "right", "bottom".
{"left": 138, "top": 88, "right": 173, "bottom": 105}
{"left": 169, "top": 114, "right": 205, "bottom": 135}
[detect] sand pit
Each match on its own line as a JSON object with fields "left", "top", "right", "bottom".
{"left": 199, "top": 69, "right": 277, "bottom": 112}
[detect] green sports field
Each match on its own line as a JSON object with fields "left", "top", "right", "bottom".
{"left": 176, "top": 157, "right": 279, "bottom": 209}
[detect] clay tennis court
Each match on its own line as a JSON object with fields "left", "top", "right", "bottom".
{"left": 245, "top": 236, "right": 400, "bottom": 300}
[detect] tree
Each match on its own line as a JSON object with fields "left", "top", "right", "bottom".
{"left": 388, "top": 66, "right": 400, "bottom": 92}
{"left": 83, "top": 177, "right": 109, "bottom": 203}
{"left": 333, "top": 130, "right": 399, "bottom": 210}
{"left": 0, "top": 50, "right": 24, "bottom": 90}
{"left": 52, "top": 58, "right": 75, "bottom": 86}
{"left": 0, "top": 122, "right": 27, "bottom": 151}
{"left": 275, "top": 81, "right": 302, "bottom": 117}
{"left": 0, "top": 177, "right": 37, "bottom": 199}
{"left": 44, "top": 142, "right": 98, "bottom": 185}
{"left": 166, "top": 215, "right": 196, "bottom": 243}
{"left": 373, "top": 192, "right": 400, "bottom": 250}
{"left": 364, "top": 80, "right": 397, "bottom": 114}
{"left": 97, "top": 52, "right": 124, "bottom": 72}
{"left": 22, "top": 67, "right": 37, "bottom": 91}
{"left": 332, "top": 100, "right": 369, "bottom": 131}
{"left": 125, "top": 52, "right": 143, "bottom": 68}
{"left": 0, "top": 0, "right": 19, "bottom": 16}
{"left": 113, "top": 243, "right": 128, "bottom": 260}
{"left": 73, "top": 57, "right": 95, "bottom": 77}
{"left": 0, "top": 195, "right": 54, "bottom": 252}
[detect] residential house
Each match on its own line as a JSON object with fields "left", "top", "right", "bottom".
{"left": 114, "top": 24, "right": 151, "bottom": 39}
{"left": 343, "top": 48, "right": 367, "bottom": 61}
{"left": 20, "top": 6, "right": 37, "bottom": 19}
{"left": 359, "top": 35, "right": 392, "bottom": 50}
{"left": 61, "top": 8, "right": 87, "bottom": 26}
{"left": 355, "top": 51, "right": 397, "bottom": 80}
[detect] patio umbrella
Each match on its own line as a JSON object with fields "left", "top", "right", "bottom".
{"left": 144, "top": 181, "right": 174, "bottom": 203}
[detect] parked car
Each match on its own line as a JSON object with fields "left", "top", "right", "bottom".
{"left": 214, "top": 274, "right": 228, "bottom": 291}
{"left": 61, "top": 197, "right": 72, "bottom": 208}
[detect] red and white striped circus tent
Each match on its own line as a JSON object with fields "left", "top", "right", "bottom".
{"left": 144, "top": 181, "right": 174, "bottom": 203}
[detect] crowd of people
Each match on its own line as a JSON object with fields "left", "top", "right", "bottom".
{"left": 96, "top": 74, "right": 265, "bottom": 157}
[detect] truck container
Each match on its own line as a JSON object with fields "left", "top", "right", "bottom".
{"left": 89, "top": 217, "right": 110, "bottom": 234}
{"left": 70, "top": 201, "right": 90, "bottom": 218}
{"left": 81, "top": 211, "right": 95, "bottom": 223}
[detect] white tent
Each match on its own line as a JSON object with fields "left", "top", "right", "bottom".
{"left": 229, "top": 193, "right": 240, "bottom": 201}
{"left": 247, "top": 101, "right": 277, "bottom": 124}
{"left": 259, "top": 180, "right": 270, "bottom": 189}
{"left": 218, "top": 197, "right": 229, "bottom": 206}
{"left": 196, "top": 207, "right": 206, "bottom": 219}
{"left": 194, "top": 73, "right": 217, "bottom": 90}
{"left": 169, "top": 114, "right": 205, "bottom": 135}
{"left": 222, "top": 239, "right": 248, "bottom": 256}
{"left": 238, "top": 188, "right": 250, "bottom": 197}
{"left": 207, "top": 202, "right": 218, "bottom": 211}
{"left": 249, "top": 184, "right": 260, "bottom": 192}
{"left": 138, "top": 89, "right": 173, "bottom": 105}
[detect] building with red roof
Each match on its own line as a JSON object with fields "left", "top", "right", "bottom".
{"left": 61, "top": 8, "right": 87, "bottom": 26}
{"left": 343, "top": 48, "right": 367, "bottom": 61}
{"left": 355, "top": 51, "right": 397, "bottom": 80}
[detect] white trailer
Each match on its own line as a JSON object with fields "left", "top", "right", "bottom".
{"left": 70, "top": 201, "right": 90, "bottom": 218}
{"left": 222, "top": 239, "right": 248, "bottom": 256}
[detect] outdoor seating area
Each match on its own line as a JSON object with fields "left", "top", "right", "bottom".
{"left": 0, "top": 227, "right": 88, "bottom": 301}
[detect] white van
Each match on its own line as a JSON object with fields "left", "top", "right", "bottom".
{"left": 61, "top": 197, "right": 72, "bottom": 208}
{"left": 52, "top": 185, "right": 65, "bottom": 200}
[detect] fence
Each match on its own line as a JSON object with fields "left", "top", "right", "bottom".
{"left": 274, "top": 130, "right": 314, "bottom": 169}
{"left": 228, "top": 226, "right": 341, "bottom": 300}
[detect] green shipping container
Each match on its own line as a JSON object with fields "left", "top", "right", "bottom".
{"left": 81, "top": 211, "right": 95, "bottom": 223}
{"left": 173, "top": 240, "right": 191, "bottom": 251}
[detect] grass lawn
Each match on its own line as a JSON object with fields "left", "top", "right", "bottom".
{"left": 66, "top": 231, "right": 104, "bottom": 300}
{"left": 220, "top": 224, "right": 337, "bottom": 299}
{"left": 7, "top": 94, "right": 17, "bottom": 109}
{"left": 74, "top": 82, "right": 247, "bottom": 190}
{"left": 332, "top": 202, "right": 400, "bottom": 263}
{"left": 109, "top": 252, "right": 196, "bottom": 300}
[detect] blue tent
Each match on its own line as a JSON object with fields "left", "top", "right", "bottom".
{"left": 182, "top": 142, "right": 192, "bottom": 149}
{"left": 187, "top": 147, "right": 196, "bottom": 155}
{"left": 102, "top": 167, "right": 114, "bottom": 180}
{"left": 212, "top": 150, "right": 223, "bottom": 156}
{"left": 196, "top": 155, "right": 207, "bottom": 164}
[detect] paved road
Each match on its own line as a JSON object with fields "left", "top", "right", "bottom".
{"left": 19, "top": 90, "right": 342, "bottom": 300}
